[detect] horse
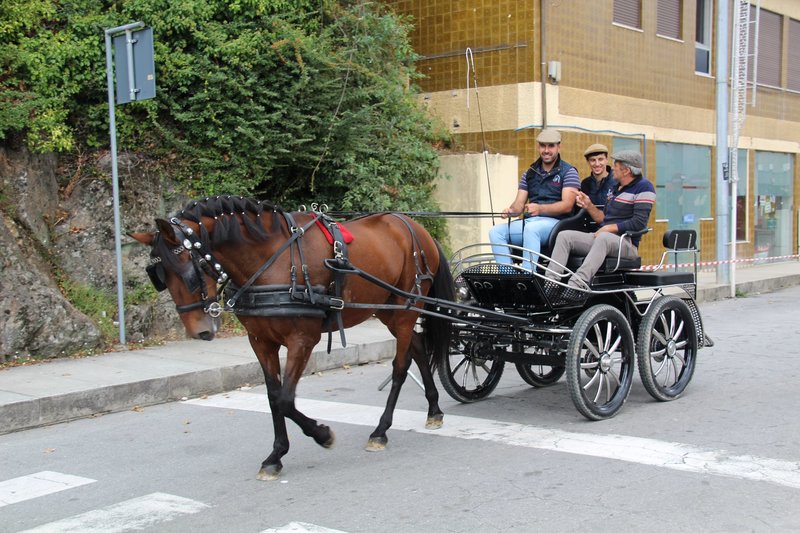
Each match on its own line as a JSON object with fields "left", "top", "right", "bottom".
{"left": 130, "top": 196, "right": 455, "bottom": 480}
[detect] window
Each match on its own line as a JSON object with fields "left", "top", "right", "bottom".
{"left": 614, "top": 0, "right": 641, "bottom": 29}
{"left": 754, "top": 152, "right": 794, "bottom": 259}
{"left": 655, "top": 143, "right": 711, "bottom": 235}
{"left": 657, "top": 0, "right": 682, "bottom": 40}
{"left": 789, "top": 19, "right": 800, "bottom": 91}
{"left": 749, "top": 7, "right": 782, "bottom": 87}
{"left": 695, "top": 0, "right": 712, "bottom": 74}
{"left": 733, "top": 149, "right": 748, "bottom": 242}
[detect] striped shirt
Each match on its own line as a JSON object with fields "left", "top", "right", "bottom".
{"left": 601, "top": 176, "right": 656, "bottom": 247}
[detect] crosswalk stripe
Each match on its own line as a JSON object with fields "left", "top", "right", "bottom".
{"left": 261, "top": 522, "right": 349, "bottom": 533}
{"left": 0, "top": 471, "right": 96, "bottom": 507}
{"left": 18, "top": 492, "right": 209, "bottom": 533}
{"left": 188, "top": 391, "right": 800, "bottom": 490}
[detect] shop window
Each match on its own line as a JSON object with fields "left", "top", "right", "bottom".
{"left": 733, "top": 149, "right": 748, "bottom": 242}
{"left": 754, "top": 152, "right": 794, "bottom": 259}
{"left": 655, "top": 143, "right": 711, "bottom": 235}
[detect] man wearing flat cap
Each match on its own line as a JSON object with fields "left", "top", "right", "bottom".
{"left": 581, "top": 143, "right": 616, "bottom": 207}
{"left": 489, "top": 128, "right": 580, "bottom": 270}
{"left": 546, "top": 150, "right": 656, "bottom": 289}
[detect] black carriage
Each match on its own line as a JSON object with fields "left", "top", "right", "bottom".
{"left": 438, "top": 210, "right": 713, "bottom": 420}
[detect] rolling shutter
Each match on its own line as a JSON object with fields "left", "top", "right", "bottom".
{"left": 789, "top": 19, "right": 800, "bottom": 91}
{"left": 657, "top": 0, "right": 682, "bottom": 39}
{"left": 614, "top": 0, "right": 641, "bottom": 29}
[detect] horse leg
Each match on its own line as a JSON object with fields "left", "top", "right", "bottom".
{"left": 408, "top": 331, "right": 444, "bottom": 430}
{"left": 277, "top": 338, "right": 336, "bottom": 449}
{"left": 249, "top": 334, "right": 290, "bottom": 481}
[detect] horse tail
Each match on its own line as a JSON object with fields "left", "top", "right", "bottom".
{"left": 422, "top": 240, "right": 455, "bottom": 373}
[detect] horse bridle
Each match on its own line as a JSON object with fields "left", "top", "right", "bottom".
{"left": 146, "top": 217, "right": 229, "bottom": 317}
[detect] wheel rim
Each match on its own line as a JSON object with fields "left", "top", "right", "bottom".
{"left": 567, "top": 305, "right": 634, "bottom": 420}
{"left": 580, "top": 321, "right": 627, "bottom": 405}
{"left": 646, "top": 305, "right": 695, "bottom": 394}
{"left": 440, "top": 339, "right": 505, "bottom": 402}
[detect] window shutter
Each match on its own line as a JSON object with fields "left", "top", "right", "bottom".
{"left": 757, "top": 9, "right": 782, "bottom": 87}
{"left": 657, "top": 0, "right": 682, "bottom": 39}
{"left": 614, "top": 0, "right": 641, "bottom": 29}
{"left": 789, "top": 19, "right": 800, "bottom": 91}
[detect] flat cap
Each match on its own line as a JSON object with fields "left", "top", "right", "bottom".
{"left": 536, "top": 128, "right": 561, "bottom": 144}
{"left": 612, "top": 150, "right": 643, "bottom": 168}
{"left": 583, "top": 143, "right": 609, "bottom": 157}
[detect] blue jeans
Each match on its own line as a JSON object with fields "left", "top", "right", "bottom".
{"left": 489, "top": 216, "right": 560, "bottom": 270}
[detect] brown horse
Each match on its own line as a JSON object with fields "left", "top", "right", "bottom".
{"left": 130, "top": 196, "right": 454, "bottom": 480}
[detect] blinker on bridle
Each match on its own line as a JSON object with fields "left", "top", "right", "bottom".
{"left": 147, "top": 217, "right": 229, "bottom": 317}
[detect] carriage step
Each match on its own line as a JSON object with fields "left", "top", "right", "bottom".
{"left": 624, "top": 271, "right": 695, "bottom": 286}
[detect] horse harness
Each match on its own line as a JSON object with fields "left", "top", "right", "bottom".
{"left": 150, "top": 211, "right": 436, "bottom": 350}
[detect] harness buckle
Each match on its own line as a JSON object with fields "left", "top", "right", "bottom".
{"left": 206, "top": 302, "right": 223, "bottom": 318}
{"left": 291, "top": 226, "right": 304, "bottom": 235}
{"left": 330, "top": 298, "right": 345, "bottom": 310}
{"left": 333, "top": 241, "right": 344, "bottom": 259}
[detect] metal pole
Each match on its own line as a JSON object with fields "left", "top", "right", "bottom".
{"left": 715, "top": 0, "right": 730, "bottom": 285}
{"left": 104, "top": 21, "right": 143, "bottom": 346}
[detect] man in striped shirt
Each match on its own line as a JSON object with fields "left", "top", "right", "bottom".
{"left": 546, "top": 150, "right": 656, "bottom": 289}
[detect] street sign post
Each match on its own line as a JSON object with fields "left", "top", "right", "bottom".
{"left": 104, "top": 22, "right": 156, "bottom": 346}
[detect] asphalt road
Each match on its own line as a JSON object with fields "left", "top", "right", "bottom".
{"left": 2, "top": 287, "right": 799, "bottom": 533}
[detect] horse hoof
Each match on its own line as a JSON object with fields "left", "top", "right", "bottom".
{"left": 426, "top": 414, "right": 444, "bottom": 430}
{"left": 323, "top": 429, "right": 336, "bottom": 449}
{"left": 365, "top": 437, "right": 387, "bottom": 452}
{"left": 256, "top": 465, "right": 282, "bottom": 481}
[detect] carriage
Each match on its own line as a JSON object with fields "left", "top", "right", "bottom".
{"left": 438, "top": 208, "right": 713, "bottom": 420}
{"left": 133, "top": 197, "right": 712, "bottom": 478}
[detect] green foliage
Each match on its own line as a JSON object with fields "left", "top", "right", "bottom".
{"left": 1, "top": 0, "right": 450, "bottom": 239}
{"left": 59, "top": 279, "right": 118, "bottom": 341}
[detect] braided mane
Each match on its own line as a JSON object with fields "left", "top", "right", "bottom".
{"left": 175, "top": 196, "right": 285, "bottom": 249}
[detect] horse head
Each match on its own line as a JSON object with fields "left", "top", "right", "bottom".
{"left": 129, "top": 217, "right": 227, "bottom": 341}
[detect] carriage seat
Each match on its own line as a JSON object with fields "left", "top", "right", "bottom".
{"left": 624, "top": 229, "right": 698, "bottom": 286}
{"left": 538, "top": 208, "right": 596, "bottom": 261}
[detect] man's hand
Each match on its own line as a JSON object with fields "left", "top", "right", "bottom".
{"left": 526, "top": 203, "right": 541, "bottom": 216}
{"left": 575, "top": 191, "right": 592, "bottom": 209}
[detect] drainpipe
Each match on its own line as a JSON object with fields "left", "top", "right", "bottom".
{"left": 540, "top": 0, "right": 548, "bottom": 126}
{"left": 715, "top": 0, "right": 730, "bottom": 285}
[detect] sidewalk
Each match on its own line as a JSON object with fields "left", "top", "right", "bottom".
{"left": 1, "top": 260, "right": 799, "bottom": 435}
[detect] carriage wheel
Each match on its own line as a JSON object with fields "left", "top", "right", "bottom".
{"left": 566, "top": 304, "right": 635, "bottom": 420}
{"left": 636, "top": 296, "right": 698, "bottom": 402}
{"left": 515, "top": 363, "right": 565, "bottom": 387}
{"left": 438, "top": 338, "right": 505, "bottom": 403}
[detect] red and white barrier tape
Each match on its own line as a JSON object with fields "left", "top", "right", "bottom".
{"left": 639, "top": 254, "right": 800, "bottom": 271}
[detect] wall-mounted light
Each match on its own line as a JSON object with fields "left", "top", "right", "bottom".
{"left": 547, "top": 60, "right": 561, "bottom": 83}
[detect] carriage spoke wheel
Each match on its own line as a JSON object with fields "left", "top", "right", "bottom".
{"left": 566, "top": 305, "right": 635, "bottom": 420}
{"left": 515, "top": 363, "right": 565, "bottom": 387}
{"left": 636, "top": 296, "right": 698, "bottom": 401}
{"left": 438, "top": 338, "right": 505, "bottom": 403}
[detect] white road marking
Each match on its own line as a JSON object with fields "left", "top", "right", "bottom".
{"left": 18, "top": 492, "right": 209, "bottom": 533}
{"left": 261, "top": 522, "right": 349, "bottom": 533}
{"left": 0, "top": 471, "right": 96, "bottom": 507}
{"left": 188, "top": 391, "right": 800, "bottom": 490}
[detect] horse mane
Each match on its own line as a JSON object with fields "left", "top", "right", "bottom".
{"left": 172, "top": 196, "right": 285, "bottom": 249}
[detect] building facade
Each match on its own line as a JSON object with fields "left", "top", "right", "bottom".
{"left": 387, "top": 0, "right": 800, "bottom": 265}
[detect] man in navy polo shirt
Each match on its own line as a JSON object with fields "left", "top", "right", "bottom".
{"left": 581, "top": 143, "right": 616, "bottom": 207}
{"left": 489, "top": 128, "right": 580, "bottom": 270}
{"left": 546, "top": 150, "right": 656, "bottom": 289}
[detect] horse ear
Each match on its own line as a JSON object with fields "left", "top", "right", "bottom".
{"left": 128, "top": 232, "right": 155, "bottom": 246}
{"left": 154, "top": 218, "right": 181, "bottom": 246}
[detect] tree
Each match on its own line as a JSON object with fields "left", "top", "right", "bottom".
{"left": 0, "top": 0, "right": 448, "bottom": 236}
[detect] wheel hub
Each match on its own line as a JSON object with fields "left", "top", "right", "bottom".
{"left": 599, "top": 352, "right": 613, "bottom": 372}
{"left": 666, "top": 339, "right": 677, "bottom": 358}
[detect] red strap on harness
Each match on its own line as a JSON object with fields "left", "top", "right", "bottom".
{"left": 315, "top": 219, "right": 354, "bottom": 245}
